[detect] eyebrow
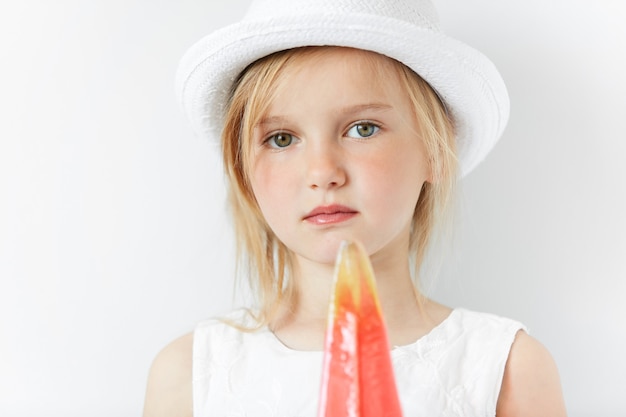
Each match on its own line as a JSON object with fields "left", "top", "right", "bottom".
{"left": 340, "top": 102, "right": 393, "bottom": 115}
{"left": 255, "top": 103, "right": 393, "bottom": 127}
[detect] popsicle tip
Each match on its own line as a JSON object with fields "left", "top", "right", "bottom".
{"left": 337, "top": 239, "right": 366, "bottom": 256}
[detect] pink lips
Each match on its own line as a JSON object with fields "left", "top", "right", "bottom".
{"left": 303, "top": 204, "right": 358, "bottom": 226}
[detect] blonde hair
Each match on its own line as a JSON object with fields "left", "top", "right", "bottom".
{"left": 221, "top": 47, "right": 457, "bottom": 328}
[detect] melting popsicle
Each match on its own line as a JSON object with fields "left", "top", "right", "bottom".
{"left": 318, "top": 240, "right": 403, "bottom": 417}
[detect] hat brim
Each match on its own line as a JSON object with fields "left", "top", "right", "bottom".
{"left": 176, "top": 12, "right": 509, "bottom": 176}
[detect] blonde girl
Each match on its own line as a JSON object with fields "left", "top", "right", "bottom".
{"left": 143, "top": 0, "right": 567, "bottom": 416}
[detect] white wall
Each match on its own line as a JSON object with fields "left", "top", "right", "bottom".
{"left": 0, "top": 1, "right": 624, "bottom": 416}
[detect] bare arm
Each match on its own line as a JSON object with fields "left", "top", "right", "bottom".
{"left": 142, "top": 332, "right": 194, "bottom": 417}
{"left": 496, "top": 331, "right": 567, "bottom": 417}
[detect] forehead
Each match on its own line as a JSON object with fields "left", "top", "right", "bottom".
{"left": 261, "top": 47, "right": 408, "bottom": 116}
{"left": 273, "top": 46, "right": 402, "bottom": 90}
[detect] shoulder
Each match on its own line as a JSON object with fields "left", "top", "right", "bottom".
{"left": 442, "top": 308, "right": 526, "bottom": 356}
{"left": 142, "top": 332, "right": 194, "bottom": 417}
{"left": 192, "top": 310, "right": 260, "bottom": 352}
{"left": 453, "top": 308, "right": 524, "bottom": 332}
{"left": 496, "top": 331, "right": 567, "bottom": 417}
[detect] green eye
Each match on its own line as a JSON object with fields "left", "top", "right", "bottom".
{"left": 268, "top": 133, "right": 293, "bottom": 148}
{"left": 347, "top": 123, "right": 379, "bottom": 138}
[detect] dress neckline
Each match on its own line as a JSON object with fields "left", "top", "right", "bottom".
{"left": 260, "top": 308, "right": 460, "bottom": 355}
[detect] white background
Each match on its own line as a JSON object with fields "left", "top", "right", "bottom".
{"left": 1, "top": 0, "right": 625, "bottom": 416}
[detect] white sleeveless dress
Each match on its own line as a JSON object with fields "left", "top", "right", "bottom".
{"left": 192, "top": 308, "right": 525, "bottom": 417}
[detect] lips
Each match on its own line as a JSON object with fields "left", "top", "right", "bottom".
{"left": 303, "top": 204, "right": 358, "bottom": 226}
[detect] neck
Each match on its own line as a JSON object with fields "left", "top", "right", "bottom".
{"left": 268, "top": 237, "right": 453, "bottom": 351}
{"left": 272, "top": 242, "right": 422, "bottom": 334}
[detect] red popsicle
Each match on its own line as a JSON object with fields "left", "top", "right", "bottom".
{"left": 318, "top": 240, "right": 403, "bottom": 417}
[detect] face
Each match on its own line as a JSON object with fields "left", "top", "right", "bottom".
{"left": 248, "top": 48, "right": 431, "bottom": 266}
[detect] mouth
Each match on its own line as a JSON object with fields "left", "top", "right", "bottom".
{"left": 303, "top": 204, "right": 358, "bottom": 226}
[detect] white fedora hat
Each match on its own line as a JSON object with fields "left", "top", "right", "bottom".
{"left": 176, "top": 0, "right": 510, "bottom": 176}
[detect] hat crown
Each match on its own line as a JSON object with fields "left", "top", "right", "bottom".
{"left": 243, "top": 0, "right": 440, "bottom": 31}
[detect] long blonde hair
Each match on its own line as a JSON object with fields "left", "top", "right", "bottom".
{"left": 221, "top": 47, "right": 457, "bottom": 328}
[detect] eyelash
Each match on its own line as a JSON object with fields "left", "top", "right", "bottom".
{"left": 263, "top": 132, "right": 296, "bottom": 149}
{"left": 345, "top": 121, "right": 381, "bottom": 139}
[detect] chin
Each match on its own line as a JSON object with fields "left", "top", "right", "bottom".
{"left": 289, "top": 239, "right": 345, "bottom": 267}
{"left": 313, "top": 246, "right": 344, "bottom": 266}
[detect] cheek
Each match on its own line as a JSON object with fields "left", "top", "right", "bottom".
{"left": 250, "top": 162, "right": 275, "bottom": 208}
{"left": 250, "top": 158, "right": 295, "bottom": 223}
{"left": 359, "top": 147, "right": 428, "bottom": 214}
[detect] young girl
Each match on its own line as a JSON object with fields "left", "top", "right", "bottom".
{"left": 144, "top": 0, "right": 567, "bottom": 415}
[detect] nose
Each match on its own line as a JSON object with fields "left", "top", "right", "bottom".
{"left": 306, "top": 142, "right": 346, "bottom": 190}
